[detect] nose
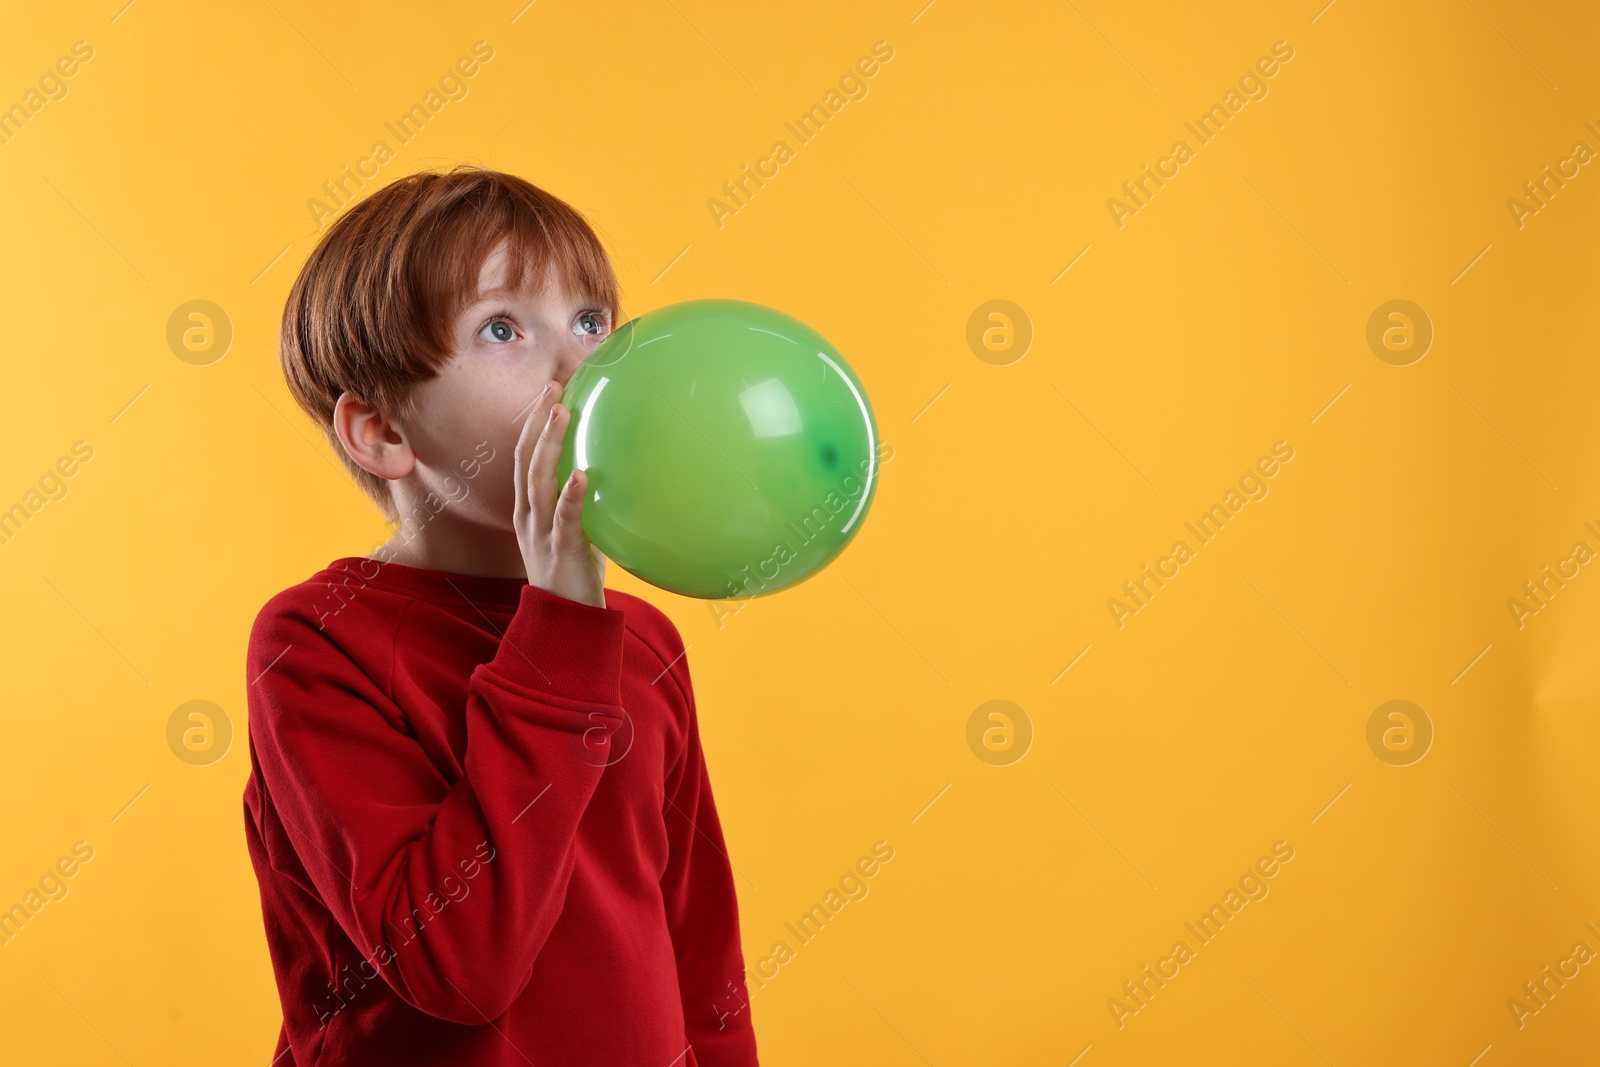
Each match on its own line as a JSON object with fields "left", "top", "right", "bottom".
{"left": 552, "top": 353, "right": 581, "bottom": 389}
{"left": 554, "top": 334, "right": 601, "bottom": 386}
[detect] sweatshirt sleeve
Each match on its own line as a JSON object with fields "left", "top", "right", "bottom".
{"left": 246, "top": 581, "right": 627, "bottom": 1025}
{"left": 654, "top": 637, "right": 760, "bottom": 1066}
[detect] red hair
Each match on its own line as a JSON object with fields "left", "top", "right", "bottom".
{"left": 278, "top": 165, "right": 622, "bottom": 523}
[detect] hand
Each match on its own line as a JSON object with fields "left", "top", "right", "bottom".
{"left": 512, "top": 379, "right": 607, "bottom": 609}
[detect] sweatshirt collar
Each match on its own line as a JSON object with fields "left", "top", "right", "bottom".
{"left": 325, "top": 556, "right": 529, "bottom": 612}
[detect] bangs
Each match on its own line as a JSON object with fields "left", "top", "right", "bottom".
{"left": 410, "top": 175, "right": 622, "bottom": 366}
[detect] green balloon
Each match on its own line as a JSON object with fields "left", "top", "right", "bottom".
{"left": 555, "top": 299, "right": 881, "bottom": 600}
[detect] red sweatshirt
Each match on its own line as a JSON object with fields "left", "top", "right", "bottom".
{"left": 242, "top": 555, "right": 759, "bottom": 1066}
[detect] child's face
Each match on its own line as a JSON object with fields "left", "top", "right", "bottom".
{"left": 395, "top": 240, "right": 614, "bottom": 529}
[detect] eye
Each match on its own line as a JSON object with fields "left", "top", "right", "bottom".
{"left": 574, "top": 310, "right": 610, "bottom": 338}
{"left": 477, "top": 317, "right": 517, "bottom": 344}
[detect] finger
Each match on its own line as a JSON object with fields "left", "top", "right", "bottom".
{"left": 530, "top": 401, "right": 570, "bottom": 535}
{"left": 512, "top": 381, "right": 560, "bottom": 521}
{"left": 550, "top": 468, "right": 588, "bottom": 554}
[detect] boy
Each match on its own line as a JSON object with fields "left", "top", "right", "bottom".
{"left": 243, "top": 166, "right": 759, "bottom": 1066}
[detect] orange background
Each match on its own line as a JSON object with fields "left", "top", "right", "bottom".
{"left": 0, "top": 1, "right": 1596, "bottom": 1063}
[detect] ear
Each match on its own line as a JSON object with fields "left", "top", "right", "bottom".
{"left": 333, "top": 392, "right": 416, "bottom": 481}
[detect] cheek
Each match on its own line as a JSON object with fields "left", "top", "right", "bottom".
{"left": 478, "top": 398, "right": 543, "bottom": 516}
{"left": 424, "top": 359, "right": 553, "bottom": 518}
{"left": 436, "top": 368, "right": 538, "bottom": 447}
{"left": 441, "top": 414, "right": 521, "bottom": 521}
